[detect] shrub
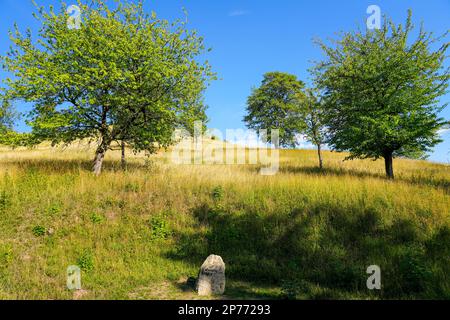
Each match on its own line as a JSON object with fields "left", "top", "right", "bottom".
{"left": 397, "top": 247, "right": 432, "bottom": 295}
{"left": 32, "top": 225, "right": 46, "bottom": 237}
{"left": 77, "top": 250, "right": 94, "bottom": 272}
{"left": 46, "top": 203, "right": 61, "bottom": 216}
{"left": 150, "top": 215, "right": 171, "bottom": 240}
{"left": 90, "top": 213, "right": 105, "bottom": 224}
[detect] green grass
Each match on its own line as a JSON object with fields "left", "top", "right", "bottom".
{"left": 0, "top": 144, "right": 449, "bottom": 299}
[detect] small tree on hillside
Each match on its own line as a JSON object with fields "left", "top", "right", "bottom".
{"left": 0, "top": 99, "right": 20, "bottom": 146}
{"left": 244, "top": 72, "right": 327, "bottom": 169}
{"left": 244, "top": 72, "right": 305, "bottom": 147}
{"left": 1, "top": 0, "right": 215, "bottom": 175}
{"left": 300, "top": 89, "right": 326, "bottom": 169}
{"left": 314, "top": 11, "right": 449, "bottom": 179}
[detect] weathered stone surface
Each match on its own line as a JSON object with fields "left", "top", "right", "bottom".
{"left": 196, "top": 255, "right": 226, "bottom": 296}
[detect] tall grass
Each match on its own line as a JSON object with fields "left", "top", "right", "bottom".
{"left": 0, "top": 144, "right": 449, "bottom": 299}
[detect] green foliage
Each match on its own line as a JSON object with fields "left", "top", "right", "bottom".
{"left": 150, "top": 215, "right": 171, "bottom": 240}
{"left": 32, "top": 225, "right": 46, "bottom": 237}
{"left": 314, "top": 10, "right": 449, "bottom": 177}
{"left": 244, "top": 73, "right": 326, "bottom": 168}
{"left": 426, "top": 226, "right": 450, "bottom": 260}
{"left": 90, "top": 212, "right": 105, "bottom": 224}
{"left": 100, "top": 197, "right": 126, "bottom": 210}
{"left": 0, "top": 190, "right": 10, "bottom": 212}
{"left": 0, "top": 101, "right": 29, "bottom": 147}
{"left": 0, "top": 100, "right": 16, "bottom": 134}
{"left": 397, "top": 247, "right": 432, "bottom": 294}
{"left": 77, "top": 249, "right": 94, "bottom": 272}
{"left": 244, "top": 72, "right": 305, "bottom": 147}
{"left": 299, "top": 89, "right": 326, "bottom": 148}
{"left": 211, "top": 186, "right": 224, "bottom": 201}
{"left": 0, "top": 244, "right": 13, "bottom": 269}
{"left": 46, "top": 203, "right": 61, "bottom": 216}
{"left": 1, "top": 0, "right": 215, "bottom": 174}
{"left": 0, "top": 132, "right": 36, "bottom": 148}
{"left": 298, "top": 89, "right": 327, "bottom": 168}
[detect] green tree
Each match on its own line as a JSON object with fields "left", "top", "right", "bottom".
{"left": 1, "top": 0, "right": 214, "bottom": 175}
{"left": 0, "top": 99, "right": 17, "bottom": 145}
{"left": 244, "top": 72, "right": 305, "bottom": 147}
{"left": 314, "top": 11, "right": 449, "bottom": 179}
{"left": 0, "top": 99, "right": 16, "bottom": 129}
{"left": 300, "top": 89, "right": 326, "bottom": 169}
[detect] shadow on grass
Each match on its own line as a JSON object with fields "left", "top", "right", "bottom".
{"left": 173, "top": 278, "right": 282, "bottom": 300}
{"left": 277, "top": 165, "right": 449, "bottom": 193}
{"left": 0, "top": 158, "right": 149, "bottom": 174}
{"left": 3, "top": 156, "right": 448, "bottom": 192}
{"left": 166, "top": 202, "right": 450, "bottom": 300}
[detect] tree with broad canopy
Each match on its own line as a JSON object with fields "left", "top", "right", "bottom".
{"left": 1, "top": 0, "right": 215, "bottom": 175}
{"left": 313, "top": 10, "right": 449, "bottom": 179}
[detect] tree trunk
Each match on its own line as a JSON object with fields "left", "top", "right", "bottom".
{"left": 317, "top": 144, "right": 323, "bottom": 170}
{"left": 93, "top": 106, "right": 111, "bottom": 176}
{"left": 121, "top": 141, "right": 126, "bottom": 171}
{"left": 384, "top": 152, "right": 394, "bottom": 179}
{"left": 93, "top": 140, "right": 109, "bottom": 176}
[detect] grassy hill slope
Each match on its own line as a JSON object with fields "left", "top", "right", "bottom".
{"left": 0, "top": 143, "right": 449, "bottom": 299}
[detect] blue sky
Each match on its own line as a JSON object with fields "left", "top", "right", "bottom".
{"left": 1, "top": 0, "right": 449, "bottom": 163}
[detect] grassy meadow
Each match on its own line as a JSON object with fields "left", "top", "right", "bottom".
{"left": 0, "top": 142, "right": 449, "bottom": 300}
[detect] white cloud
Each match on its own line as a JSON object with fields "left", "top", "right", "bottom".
{"left": 229, "top": 10, "right": 249, "bottom": 17}
{"left": 438, "top": 128, "right": 450, "bottom": 135}
{"left": 295, "top": 135, "right": 316, "bottom": 149}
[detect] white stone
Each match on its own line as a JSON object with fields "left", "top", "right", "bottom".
{"left": 196, "top": 255, "right": 226, "bottom": 296}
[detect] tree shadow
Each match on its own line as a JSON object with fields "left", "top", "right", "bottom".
{"left": 0, "top": 158, "right": 149, "bottom": 174}
{"left": 172, "top": 276, "right": 280, "bottom": 300}
{"left": 277, "top": 165, "right": 449, "bottom": 193}
{"left": 166, "top": 202, "right": 450, "bottom": 299}
{"left": 280, "top": 165, "right": 384, "bottom": 179}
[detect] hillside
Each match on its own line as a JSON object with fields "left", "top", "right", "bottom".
{"left": 0, "top": 144, "right": 449, "bottom": 299}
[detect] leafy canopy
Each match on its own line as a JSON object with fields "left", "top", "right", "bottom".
{"left": 1, "top": 0, "right": 215, "bottom": 158}
{"left": 0, "top": 100, "right": 23, "bottom": 146}
{"left": 299, "top": 88, "right": 325, "bottom": 148}
{"left": 314, "top": 10, "right": 449, "bottom": 162}
{"left": 244, "top": 72, "right": 305, "bottom": 147}
{"left": 0, "top": 100, "right": 15, "bottom": 135}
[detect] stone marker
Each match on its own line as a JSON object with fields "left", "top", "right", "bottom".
{"left": 196, "top": 255, "right": 226, "bottom": 296}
